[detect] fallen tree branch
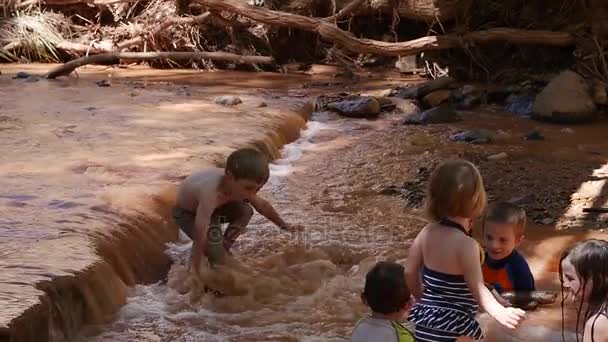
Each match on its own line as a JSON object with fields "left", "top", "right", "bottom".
{"left": 116, "top": 12, "right": 211, "bottom": 51}
{"left": 196, "top": 0, "right": 576, "bottom": 56}
{"left": 45, "top": 51, "right": 273, "bottom": 79}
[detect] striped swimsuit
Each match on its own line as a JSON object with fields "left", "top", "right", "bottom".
{"left": 408, "top": 218, "right": 483, "bottom": 341}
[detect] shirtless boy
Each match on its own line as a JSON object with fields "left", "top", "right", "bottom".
{"left": 173, "top": 148, "right": 303, "bottom": 272}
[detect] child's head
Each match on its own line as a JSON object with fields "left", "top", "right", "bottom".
{"left": 560, "top": 239, "right": 608, "bottom": 307}
{"left": 362, "top": 261, "right": 412, "bottom": 319}
{"left": 425, "top": 159, "right": 487, "bottom": 222}
{"left": 225, "top": 148, "right": 269, "bottom": 199}
{"left": 559, "top": 239, "right": 608, "bottom": 338}
{"left": 482, "top": 202, "right": 527, "bottom": 260}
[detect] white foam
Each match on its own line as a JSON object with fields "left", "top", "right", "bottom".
{"left": 269, "top": 121, "right": 331, "bottom": 178}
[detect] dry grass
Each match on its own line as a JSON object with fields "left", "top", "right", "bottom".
{"left": 0, "top": 10, "right": 72, "bottom": 62}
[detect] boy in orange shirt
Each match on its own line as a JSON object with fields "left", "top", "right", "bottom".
{"left": 481, "top": 202, "right": 535, "bottom": 293}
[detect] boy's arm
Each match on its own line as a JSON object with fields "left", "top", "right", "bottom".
{"left": 191, "top": 198, "right": 214, "bottom": 275}
{"left": 405, "top": 232, "right": 424, "bottom": 300}
{"left": 249, "top": 195, "right": 303, "bottom": 232}
{"left": 460, "top": 238, "right": 526, "bottom": 329}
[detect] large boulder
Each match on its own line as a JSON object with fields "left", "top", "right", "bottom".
{"left": 532, "top": 70, "right": 596, "bottom": 123}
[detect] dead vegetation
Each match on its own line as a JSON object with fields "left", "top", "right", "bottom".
{"left": 1, "top": 0, "right": 607, "bottom": 83}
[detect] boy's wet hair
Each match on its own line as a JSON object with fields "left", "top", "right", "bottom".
{"left": 559, "top": 239, "right": 608, "bottom": 339}
{"left": 425, "top": 159, "right": 487, "bottom": 222}
{"left": 483, "top": 202, "right": 527, "bottom": 236}
{"left": 363, "top": 261, "right": 410, "bottom": 314}
{"left": 226, "top": 148, "right": 269, "bottom": 184}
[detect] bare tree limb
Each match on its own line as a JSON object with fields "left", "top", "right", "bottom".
{"left": 195, "top": 0, "right": 576, "bottom": 57}
{"left": 325, "top": 0, "right": 367, "bottom": 22}
{"left": 45, "top": 51, "right": 273, "bottom": 79}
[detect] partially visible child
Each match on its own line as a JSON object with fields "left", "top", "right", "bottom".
{"left": 406, "top": 159, "right": 526, "bottom": 341}
{"left": 560, "top": 239, "right": 608, "bottom": 342}
{"left": 482, "top": 202, "right": 535, "bottom": 294}
{"left": 352, "top": 261, "right": 415, "bottom": 342}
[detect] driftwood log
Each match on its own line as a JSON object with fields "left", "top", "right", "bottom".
{"left": 45, "top": 51, "right": 273, "bottom": 79}
{"left": 196, "top": 0, "right": 576, "bottom": 57}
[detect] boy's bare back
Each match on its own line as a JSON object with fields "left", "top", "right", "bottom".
{"left": 175, "top": 168, "right": 226, "bottom": 213}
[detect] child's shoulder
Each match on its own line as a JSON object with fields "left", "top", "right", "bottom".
{"left": 352, "top": 316, "right": 400, "bottom": 342}
{"left": 585, "top": 312, "right": 608, "bottom": 341}
{"left": 510, "top": 249, "right": 531, "bottom": 265}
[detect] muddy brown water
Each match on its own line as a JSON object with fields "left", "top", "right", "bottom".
{"left": 2, "top": 64, "right": 608, "bottom": 342}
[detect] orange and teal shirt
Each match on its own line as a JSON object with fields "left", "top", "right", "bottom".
{"left": 482, "top": 250, "right": 535, "bottom": 293}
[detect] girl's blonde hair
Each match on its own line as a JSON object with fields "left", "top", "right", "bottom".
{"left": 424, "top": 159, "right": 487, "bottom": 222}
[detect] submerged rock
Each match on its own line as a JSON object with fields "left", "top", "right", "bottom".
{"left": 215, "top": 95, "right": 242, "bottom": 106}
{"left": 402, "top": 105, "right": 462, "bottom": 125}
{"left": 13, "top": 72, "right": 32, "bottom": 79}
{"left": 450, "top": 129, "right": 493, "bottom": 144}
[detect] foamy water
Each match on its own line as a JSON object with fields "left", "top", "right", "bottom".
{"left": 269, "top": 121, "right": 332, "bottom": 178}
{"left": 78, "top": 116, "right": 369, "bottom": 341}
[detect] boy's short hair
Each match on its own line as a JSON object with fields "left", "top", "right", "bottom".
{"left": 425, "top": 159, "right": 487, "bottom": 222}
{"left": 484, "top": 202, "right": 527, "bottom": 236}
{"left": 363, "top": 261, "right": 410, "bottom": 314}
{"left": 226, "top": 148, "right": 270, "bottom": 184}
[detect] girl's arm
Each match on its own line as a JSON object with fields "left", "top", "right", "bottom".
{"left": 406, "top": 232, "right": 424, "bottom": 300}
{"left": 584, "top": 314, "right": 608, "bottom": 342}
{"left": 460, "top": 237, "right": 526, "bottom": 329}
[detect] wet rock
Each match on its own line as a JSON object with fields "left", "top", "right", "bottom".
{"left": 394, "top": 76, "right": 455, "bottom": 100}
{"left": 505, "top": 94, "right": 535, "bottom": 116}
{"left": 314, "top": 93, "right": 358, "bottom": 111}
{"left": 379, "top": 167, "right": 429, "bottom": 207}
{"left": 402, "top": 105, "right": 462, "bottom": 125}
{"left": 532, "top": 70, "right": 596, "bottom": 123}
{"left": 375, "top": 97, "right": 396, "bottom": 111}
{"left": 215, "top": 95, "right": 242, "bottom": 106}
{"left": 13, "top": 71, "right": 32, "bottom": 79}
{"left": 327, "top": 96, "right": 381, "bottom": 118}
{"left": 391, "top": 98, "right": 421, "bottom": 116}
{"left": 423, "top": 89, "right": 451, "bottom": 108}
{"left": 96, "top": 79, "right": 111, "bottom": 87}
{"left": 486, "top": 85, "right": 517, "bottom": 104}
{"left": 459, "top": 94, "right": 483, "bottom": 110}
{"left": 541, "top": 217, "right": 554, "bottom": 225}
{"left": 487, "top": 152, "right": 508, "bottom": 161}
{"left": 450, "top": 129, "right": 493, "bottom": 144}
{"left": 524, "top": 130, "right": 544, "bottom": 141}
